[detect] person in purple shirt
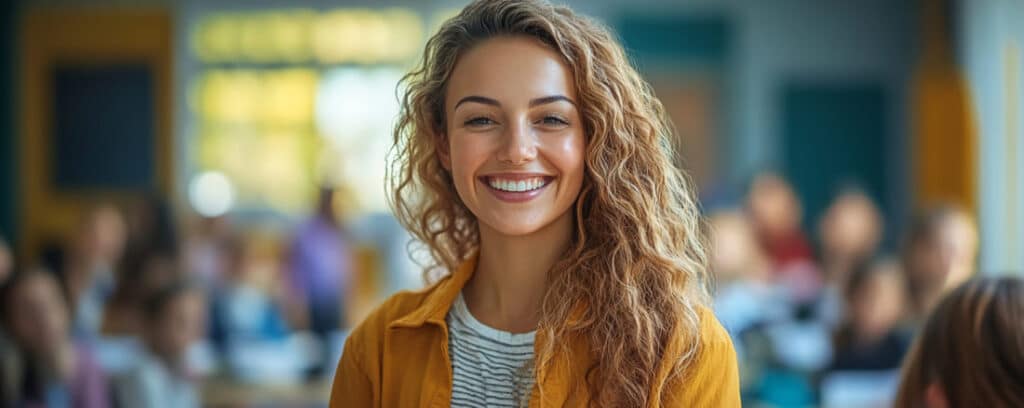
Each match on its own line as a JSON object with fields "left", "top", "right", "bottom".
{"left": 288, "top": 186, "right": 353, "bottom": 373}
{"left": 0, "top": 267, "right": 109, "bottom": 408}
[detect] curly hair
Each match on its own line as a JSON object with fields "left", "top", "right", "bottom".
{"left": 387, "top": 0, "right": 710, "bottom": 405}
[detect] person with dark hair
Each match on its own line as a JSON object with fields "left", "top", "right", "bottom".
{"left": 208, "top": 234, "right": 290, "bottom": 368}
{"left": 827, "top": 257, "right": 911, "bottom": 372}
{"left": 813, "top": 189, "right": 885, "bottom": 330}
{"left": 113, "top": 280, "right": 205, "bottom": 408}
{"left": 123, "top": 193, "right": 179, "bottom": 258}
{"left": 895, "top": 277, "right": 1024, "bottom": 407}
{"left": 288, "top": 186, "right": 353, "bottom": 376}
{"left": 818, "top": 189, "right": 883, "bottom": 290}
{"left": 0, "top": 235, "right": 15, "bottom": 406}
{"left": 0, "top": 235, "right": 11, "bottom": 285}
{"left": 0, "top": 267, "right": 109, "bottom": 408}
{"left": 102, "top": 194, "right": 183, "bottom": 340}
{"left": 102, "top": 251, "right": 180, "bottom": 337}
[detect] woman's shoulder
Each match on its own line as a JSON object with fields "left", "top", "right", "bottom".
{"left": 696, "top": 305, "right": 733, "bottom": 352}
{"left": 681, "top": 305, "right": 737, "bottom": 376}
{"left": 343, "top": 277, "right": 452, "bottom": 351}
{"left": 659, "top": 305, "right": 741, "bottom": 406}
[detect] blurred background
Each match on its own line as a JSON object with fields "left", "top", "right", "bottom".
{"left": 0, "top": 0, "right": 1021, "bottom": 407}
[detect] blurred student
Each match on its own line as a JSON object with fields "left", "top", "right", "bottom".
{"left": 122, "top": 194, "right": 178, "bottom": 260}
{"left": 747, "top": 172, "right": 821, "bottom": 302}
{"left": 0, "top": 267, "right": 109, "bottom": 408}
{"left": 181, "top": 214, "right": 231, "bottom": 290}
{"left": 932, "top": 208, "right": 978, "bottom": 291}
{"left": 64, "top": 204, "right": 128, "bottom": 340}
{"left": 895, "top": 277, "right": 1024, "bottom": 407}
{"left": 0, "top": 237, "right": 18, "bottom": 406}
{"left": 0, "top": 235, "right": 15, "bottom": 406}
{"left": 288, "top": 186, "right": 352, "bottom": 376}
{"left": 102, "top": 251, "right": 180, "bottom": 336}
{"left": 818, "top": 189, "right": 882, "bottom": 286}
{"left": 209, "top": 235, "right": 289, "bottom": 348}
{"left": 747, "top": 172, "right": 815, "bottom": 268}
{"left": 710, "top": 210, "right": 788, "bottom": 335}
{"left": 114, "top": 280, "right": 205, "bottom": 408}
{"left": 902, "top": 206, "right": 979, "bottom": 321}
{"left": 0, "top": 235, "right": 11, "bottom": 284}
{"left": 828, "top": 258, "right": 910, "bottom": 372}
{"left": 816, "top": 189, "right": 884, "bottom": 327}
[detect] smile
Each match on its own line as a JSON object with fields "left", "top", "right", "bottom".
{"left": 478, "top": 174, "right": 554, "bottom": 203}
{"left": 486, "top": 176, "right": 549, "bottom": 192}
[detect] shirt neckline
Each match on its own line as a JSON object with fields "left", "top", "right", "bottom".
{"left": 452, "top": 292, "right": 537, "bottom": 344}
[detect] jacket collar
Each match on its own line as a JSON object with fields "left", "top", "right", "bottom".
{"left": 385, "top": 252, "right": 586, "bottom": 407}
{"left": 388, "top": 254, "right": 478, "bottom": 329}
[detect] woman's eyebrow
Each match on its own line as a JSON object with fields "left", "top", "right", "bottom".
{"left": 454, "top": 95, "right": 500, "bottom": 110}
{"left": 453, "top": 94, "right": 577, "bottom": 110}
{"left": 529, "top": 95, "right": 576, "bottom": 107}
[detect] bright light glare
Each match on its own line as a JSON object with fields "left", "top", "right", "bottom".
{"left": 188, "top": 171, "right": 235, "bottom": 217}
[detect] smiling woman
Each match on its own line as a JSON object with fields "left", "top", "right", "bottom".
{"left": 329, "top": 0, "right": 740, "bottom": 407}
{"left": 443, "top": 36, "right": 585, "bottom": 240}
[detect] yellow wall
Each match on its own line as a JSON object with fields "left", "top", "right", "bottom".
{"left": 19, "top": 9, "right": 172, "bottom": 260}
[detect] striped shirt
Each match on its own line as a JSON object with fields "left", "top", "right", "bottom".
{"left": 446, "top": 293, "right": 536, "bottom": 407}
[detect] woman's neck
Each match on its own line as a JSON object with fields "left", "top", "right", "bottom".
{"left": 463, "top": 210, "right": 574, "bottom": 333}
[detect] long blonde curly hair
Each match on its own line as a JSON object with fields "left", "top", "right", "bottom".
{"left": 387, "top": 0, "right": 711, "bottom": 405}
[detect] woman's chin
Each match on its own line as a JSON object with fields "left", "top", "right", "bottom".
{"left": 477, "top": 208, "right": 575, "bottom": 239}
{"left": 480, "top": 220, "right": 549, "bottom": 237}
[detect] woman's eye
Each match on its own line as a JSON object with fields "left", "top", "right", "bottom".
{"left": 464, "top": 117, "right": 496, "bottom": 126}
{"left": 540, "top": 116, "right": 569, "bottom": 126}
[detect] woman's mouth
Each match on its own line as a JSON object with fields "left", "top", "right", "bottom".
{"left": 479, "top": 175, "right": 554, "bottom": 202}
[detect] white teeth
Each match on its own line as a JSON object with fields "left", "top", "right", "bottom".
{"left": 487, "top": 177, "right": 548, "bottom": 192}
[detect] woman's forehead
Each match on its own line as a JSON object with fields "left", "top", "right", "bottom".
{"left": 446, "top": 36, "right": 576, "bottom": 108}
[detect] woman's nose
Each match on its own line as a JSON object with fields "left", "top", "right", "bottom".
{"left": 496, "top": 120, "right": 537, "bottom": 165}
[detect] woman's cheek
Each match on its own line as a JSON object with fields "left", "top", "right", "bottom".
{"left": 552, "top": 133, "right": 586, "bottom": 188}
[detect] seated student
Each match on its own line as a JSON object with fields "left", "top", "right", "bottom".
{"left": 902, "top": 206, "right": 979, "bottom": 323}
{"left": 102, "top": 251, "right": 180, "bottom": 337}
{"left": 209, "top": 235, "right": 289, "bottom": 346}
{"left": 114, "top": 280, "right": 205, "bottom": 408}
{"left": 0, "top": 235, "right": 11, "bottom": 284}
{"left": 895, "top": 277, "right": 1024, "bottom": 407}
{"left": 709, "top": 210, "right": 788, "bottom": 336}
{"left": 64, "top": 204, "right": 127, "bottom": 341}
{"left": 0, "top": 267, "right": 109, "bottom": 408}
{"left": 828, "top": 258, "right": 911, "bottom": 372}
{"left": 0, "top": 236, "right": 15, "bottom": 405}
{"left": 207, "top": 236, "right": 297, "bottom": 382}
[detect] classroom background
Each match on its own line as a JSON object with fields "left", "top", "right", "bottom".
{"left": 0, "top": 0, "right": 1021, "bottom": 406}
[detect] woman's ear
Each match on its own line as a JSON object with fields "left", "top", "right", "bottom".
{"left": 925, "top": 382, "right": 948, "bottom": 408}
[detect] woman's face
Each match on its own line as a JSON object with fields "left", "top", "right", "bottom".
{"left": 151, "top": 291, "right": 206, "bottom": 361}
{"left": 443, "top": 36, "right": 585, "bottom": 237}
{"left": 8, "top": 274, "right": 69, "bottom": 355}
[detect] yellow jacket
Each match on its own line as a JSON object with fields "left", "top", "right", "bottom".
{"left": 330, "top": 256, "right": 741, "bottom": 407}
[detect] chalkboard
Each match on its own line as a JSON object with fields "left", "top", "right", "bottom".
{"left": 52, "top": 64, "right": 155, "bottom": 190}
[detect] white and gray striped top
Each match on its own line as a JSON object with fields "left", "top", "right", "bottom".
{"left": 446, "top": 293, "right": 537, "bottom": 407}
